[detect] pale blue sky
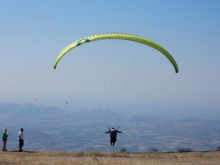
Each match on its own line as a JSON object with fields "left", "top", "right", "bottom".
{"left": 0, "top": 1, "right": 220, "bottom": 119}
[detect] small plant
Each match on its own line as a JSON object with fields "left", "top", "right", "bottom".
{"left": 177, "top": 148, "right": 193, "bottom": 152}
{"left": 120, "top": 148, "right": 127, "bottom": 152}
{"left": 149, "top": 148, "right": 158, "bottom": 152}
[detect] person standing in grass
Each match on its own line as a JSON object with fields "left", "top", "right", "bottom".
{"left": 2, "top": 128, "right": 8, "bottom": 151}
{"left": 18, "top": 128, "right": 24, "bottom": 152}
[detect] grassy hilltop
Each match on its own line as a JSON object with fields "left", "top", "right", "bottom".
{"left": 0, "top": 150, "right": 220, "bottom": 165}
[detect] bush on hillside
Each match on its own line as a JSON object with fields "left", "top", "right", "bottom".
{"left": 177, "top": 148, "right": 193, "bottom": 152}
{"left": 120, "top": 148, "right": 127, "bottom": 152}
{"left": 149, "top": 148, "right": 158, "bottom": 152}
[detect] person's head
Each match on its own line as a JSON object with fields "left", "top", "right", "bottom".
{"left": 4, "top": 128, "right": 7, "bottom": 132}
{"left": 20, "top": 128, "right": 24, "bottom": 132}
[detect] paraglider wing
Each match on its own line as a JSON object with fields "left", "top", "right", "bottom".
{"left": 53, "top": 33, "right": 179, "bottom": 73}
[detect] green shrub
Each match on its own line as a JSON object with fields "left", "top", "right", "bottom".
{"left": 149, "top": 148, "right": 158, "bottom": 152}
{"left": 120, "top": 148, "right": 127, "bottom": 152}
{"left": 177, "top": 148, "right": 193, "bottom": 152}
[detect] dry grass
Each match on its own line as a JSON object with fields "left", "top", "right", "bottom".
{"left": 0, "top": 150, "right": 220, "bottom": 165}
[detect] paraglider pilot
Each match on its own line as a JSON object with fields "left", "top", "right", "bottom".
{"left": 105, "top": 127, "right": 122, "bottom": 146}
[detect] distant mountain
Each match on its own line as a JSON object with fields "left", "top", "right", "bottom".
{"left": 0, "top": 103, "right": 65, "bottom": 120}
{"left": 1, "top": 103, "right": 220, "bottom": 152}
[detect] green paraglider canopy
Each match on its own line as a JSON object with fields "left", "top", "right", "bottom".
{"left": 53, "top": 33, "right": 179, "bottom": 73}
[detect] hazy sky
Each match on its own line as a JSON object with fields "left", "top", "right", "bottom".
{"left": 1, "top": 1, "right": 220, "bottom": 118}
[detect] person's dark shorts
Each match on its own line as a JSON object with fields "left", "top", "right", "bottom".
{"left": 110, "top": 137, "right": 116, "bottom": 143}
{"left": 19, "top": 139, "right": 24, "bottom": 147}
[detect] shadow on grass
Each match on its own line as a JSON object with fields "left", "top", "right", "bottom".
{"left": 7, "top": 150, "right": 36, "bottom": 153}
